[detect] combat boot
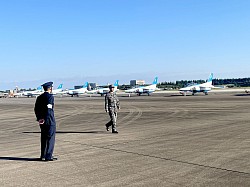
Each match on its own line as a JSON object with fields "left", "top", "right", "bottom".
{"left": 112, "top": 129, "right": 118, "bottom": 133}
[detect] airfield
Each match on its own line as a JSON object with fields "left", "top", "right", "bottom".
{"left": 0, "top": 91, "right": 250, "bottom": 186}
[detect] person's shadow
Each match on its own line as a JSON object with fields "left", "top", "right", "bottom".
{"left": 0, "top": 157, "right": 42, "bottom": 161}
{"left": 22, "top": 131, "right": 105, "bottom": 134}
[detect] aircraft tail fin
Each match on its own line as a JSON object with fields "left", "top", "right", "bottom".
{"left": 152, "top": 77, "right": 158, "bottom": 85}
{"left": 37, "top": 86, "right": 42, "bottom": 90}
{"left": 207, "top": 73, "right": 213, "bottom": 82}
{"left": 83, "top": 82, "right": 88, "bottom": 88}
{"left": 114, "top": 80, "right": 119, "bottom": 87}
{"left": 57, "top": 84, "right": 63, "bottom": 89}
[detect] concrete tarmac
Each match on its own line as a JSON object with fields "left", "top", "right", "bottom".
{"left": 0, "top": 92, "right": 250, "bottom": 186}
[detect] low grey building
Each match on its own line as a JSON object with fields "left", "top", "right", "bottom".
{"left": 130, "top": 80, "right": 145, "bottom": 86}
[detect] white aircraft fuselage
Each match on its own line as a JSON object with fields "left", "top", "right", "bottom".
{"left": 179, "top": 73, "right": 214, "bottom": 96}
{"left": 125, "top": 77, "right": 158, "bottom": 96}
{"left": 67, "top": 82, "right": 88, "bottom": 97}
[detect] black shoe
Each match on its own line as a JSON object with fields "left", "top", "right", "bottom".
{"left": 112, "top": 130, "right": 118, "bottom": 134}
{"left": 44, "top": 157, "right": 58, "bottom": 162}
{"left": 36, "top": 157, "right": 44, "bottom": 161}
{"left": 105, "top": 124, "right": 110, "bottom": 131}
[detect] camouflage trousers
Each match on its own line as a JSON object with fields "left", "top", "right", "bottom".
{"left": 106, "top": 108, "right": 118, "bottom": 131}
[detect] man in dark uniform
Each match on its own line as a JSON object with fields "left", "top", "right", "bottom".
{"left": 105, "top": 84, "right": 120, "bottom": 133}
{"left": 34, "top": 82, "right": 57, "bottom": 161}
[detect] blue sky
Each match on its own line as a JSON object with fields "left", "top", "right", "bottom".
{"left": 0, "top": 0, "right": 249, "bottom": 89}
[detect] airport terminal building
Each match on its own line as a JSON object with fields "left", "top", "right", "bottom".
{"left": 130, "top": 80, "right": 145, "bottom": 86}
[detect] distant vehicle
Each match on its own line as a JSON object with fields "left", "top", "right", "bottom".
{"left": 125, "top": 77, "right": 158, "bottom": 96}
{"left": 23, "top": 86, "right": 43, "bottom": 97}
{"left": 87, "top": 80, "right": 119, "bottom": 96}
{"left": 179, "top": 73, "right": 215, "bottom": 96}
{"left": 67, "top": 82, "right": 88, "bottom": 97}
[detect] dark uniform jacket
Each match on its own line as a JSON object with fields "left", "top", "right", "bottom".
{"left": 34, "top": 92, "right": 56, "bottom": 126}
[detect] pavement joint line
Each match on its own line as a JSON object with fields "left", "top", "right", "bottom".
{"left": 63, "top": 140, "right": 250, "bottom": 176}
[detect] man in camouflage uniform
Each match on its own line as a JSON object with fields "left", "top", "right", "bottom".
{"left": 105, "top": 84, "right": 120, "bottom": 133}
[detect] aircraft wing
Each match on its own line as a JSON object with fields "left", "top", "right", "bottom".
{"left": 179, "top": 86, "right": 193, "bottom": 92}
{"left": 125, "top": 88, "right": 137, "bottom": 93}
{"left": 142, "top": 88, "right": 152, "bottom": 93}
{"left": 87, "top": 90, "right": 98, "bottom": 94}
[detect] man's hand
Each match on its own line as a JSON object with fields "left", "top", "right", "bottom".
{"left": 38, "top": 119, "right": 45, "bottom": 125}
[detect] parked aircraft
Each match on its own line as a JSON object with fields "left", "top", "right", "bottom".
{"left": 86, "top": 89, "right": 98, "bottom": 95}
{"left": 11, "top": 86, "right": 23, "bottom": 98}
{"left": 13, "top": 92, "right": 23, "bottom": 98}
{"left": 179, "top": 73, "right": 214, "bottom": 96}
{"left": 23, "top": 86, "right": 43, "bottom": 97}
{"left": 52, "top": 84, "right": 63, "bottom": 95}
{"left": 67, "top": 82, "right": 88, "bottom": 97}
{"left": 0, "top": 92, "right": 8, "bottom": 98}
{"left": 87, "top": 80, "right": 119, "bottom": 96}
{"left": 125, "top": 77, "right": 158, "bottom": 96}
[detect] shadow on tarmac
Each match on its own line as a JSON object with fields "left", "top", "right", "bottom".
{"left": 22, "top": 131, "right": 105, "bottom": 134}
{"left": 164, "top": 94, "right": 193, "bottom": 97}
{"left": 0, "top": 157, "right": 42, "bottom": 161}
{"left": 234, "top": 94, "right": 250, "bottom": 96}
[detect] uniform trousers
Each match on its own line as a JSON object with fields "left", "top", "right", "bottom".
{"left": 106, "top": 108, "right": 118, "bottom": 130}
{"left": 40, "top": 124, "right": 56, "bottom": 159}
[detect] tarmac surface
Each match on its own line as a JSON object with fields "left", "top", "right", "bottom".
{"left": 0, "top": 91, "right": 250, "bottom": 186}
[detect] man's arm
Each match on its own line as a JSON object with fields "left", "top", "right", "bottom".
{"left": 105, "top": 94, "right": 108, "bottom": 112}
{"left": 34, "top": 96, "right": 42, "bottom": 121}
{"left": 47, "top": 95, "right": 54, "bottom": 110}
{"left": 34, "top": 95, "right": 45, "bottom": 124}
{"left": 116, "top": 95, "right": 120, "bottom": 109}
{"left": 45, "top": 94, "right": 54, "bottom": 119}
